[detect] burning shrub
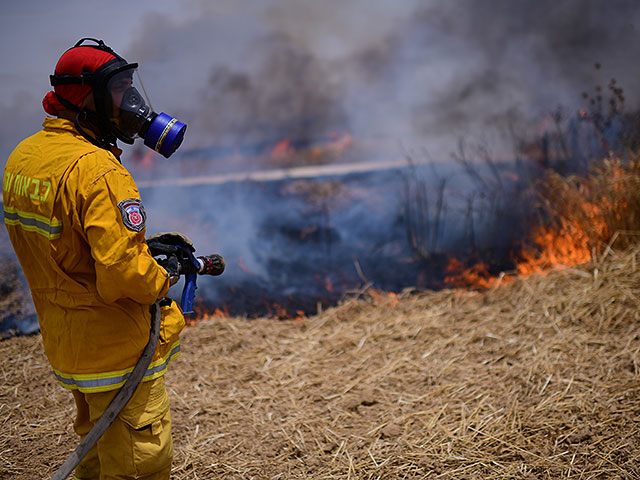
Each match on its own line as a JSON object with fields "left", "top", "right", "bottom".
{"left": 423, "top": 64, "right": 640, "bottom": 289}
{"left": 445, "top": 153, "right": 640, "bottom": 287}
{"left": 519, "top": 153, "right": 640, "bottom": 274}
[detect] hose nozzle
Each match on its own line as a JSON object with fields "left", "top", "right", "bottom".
{"left": 196, "top": 254, "right": 225, "bottom": 276}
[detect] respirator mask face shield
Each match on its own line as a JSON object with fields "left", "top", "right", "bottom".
{"left": 105, "top": 66, "right": 187, "bottom": 158}
{"left": 107, "top": 68, "right": 150, "bottom": 139}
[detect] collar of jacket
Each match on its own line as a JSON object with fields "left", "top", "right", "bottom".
{"left": 41, "top": 116, "right": 124, "bottom": 160}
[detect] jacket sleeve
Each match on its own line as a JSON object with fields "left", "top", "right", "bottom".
{"left": 81, "top": 165, "right": 170, "bottom": 305}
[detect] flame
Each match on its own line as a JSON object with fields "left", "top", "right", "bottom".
{"left": 268, "top": 303, "right": 289, "bottom": 318}
{"left": 211, "top": 306, "right": 230, "bottom": 318}
{"left": 367, "top": 289, "right": 399, "bottom": 307}
{"left": 315, "top": 131, "right": 352, "bottom": 156}
{"left": 516, "top": 188, "right": 613, "bottom": 275}
{"left": 516, "top": 223, "right": 592, "bottom": 276}
{"left": 263, "top": 302, "right": 307, "bottom": 320}
{"left": 331, "top": 131, "right": 353, "bottom": 151}
{"left": 271, "top": 132, "right": 353, "bottom": 162}
{"left": 444, "top": 258, "right": 507, "bottom": 289}
{"left": 237, "top": 257, "right": 254, "bottom": 274}
{"left": 446, "top": 195, "right": 613, "bottom": 288}
{"left": 444, "top": 153, "right": 638, "bottom": 290}
{"left": 325, "top": 278, "right": 334, "bottom": 293}
{"left": 445, "top": 214, "right": 599, "bottom": 290}
{"left": 132, "top": 149, "right": 154, "bottom": 169}
{"left": 191, "top": 300, "right": 230, "bottom": 323}
{"left": 270, "top": 138, "right": 294, "bottom": 160}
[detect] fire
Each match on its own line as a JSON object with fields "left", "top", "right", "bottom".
{"left": 516, "top": 175, "right": 615, "bottom": 276}
{"left": 325, "top": 278, "right": 334, "bottom": 293}
{"left": 445, "top": 209, "right": 601, "bottom": 290}
{"left": 445, "top": 156, "right": 633, "bottom": 288}
{"left": 263, "top": 302, "right": 307, "bottom": 320}
{"left": 267, "top": 302, "right": 289, "bottom": 319}
{"left": 270, "top": 139, "right": 294, "bottom": 161}
{"left": 190, "top": 300, "right": 230, "bottom": 323}
{"left": 237, "top": 257, "right": 254, "bottom": 274}
{"left": 132, "top": 148, "right": 154, "bottom": 169}
{"left": 516, "top": 223, "right": 592, "bottom": 276}
{"left": 312, "top": 131, "right": 352, "bottom": 158}
{"left": 444, "top": 258, "right": 507, "bottom": 290}
{"left": 270, "top": 132, "right": 353, "bottom": 164}
{"left": 367, "top": 289, "right": 399, "bottom": 307}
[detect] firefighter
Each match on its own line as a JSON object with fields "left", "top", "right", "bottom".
{"left": 3, "top": 39, "right": 188, "bottom": 479}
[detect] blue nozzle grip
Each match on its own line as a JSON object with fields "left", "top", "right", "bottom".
{"left": 180, "top": 273, "right": 197, "bottom": 314}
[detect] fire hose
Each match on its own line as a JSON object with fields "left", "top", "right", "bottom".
{"left": 50, "top": 240, "right": 224, "bottom": 479}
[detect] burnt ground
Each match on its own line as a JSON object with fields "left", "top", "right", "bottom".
{"left": 1, "top": 246, "right": 640, "bottom": 479}
{"left": 0, "top": 233, "right": 37, "bottom": 339}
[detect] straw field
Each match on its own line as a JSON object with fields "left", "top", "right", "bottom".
{"left": 1, "top": 243, "right": 639, "bottom": 479}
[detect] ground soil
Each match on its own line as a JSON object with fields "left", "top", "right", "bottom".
{"left": 1, "top": 246, "right": 639, "bottom": 479}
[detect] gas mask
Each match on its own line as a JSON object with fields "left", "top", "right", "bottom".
{"left": 49, "top": 38, "right": 187, "bottom": 158}
{"left": 107, "top": 68, "right": 187, "bottom": 158}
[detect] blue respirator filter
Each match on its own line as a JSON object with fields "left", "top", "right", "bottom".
{"left": 143, "top": 112, "right": 187, "bottom": 158}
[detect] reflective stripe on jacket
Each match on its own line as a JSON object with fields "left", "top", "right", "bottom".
{"left": 3, "top": 117, "right": 184, "bottom": 392}
{"left": 54, "top": 341, "right": 180, "bottom": 392}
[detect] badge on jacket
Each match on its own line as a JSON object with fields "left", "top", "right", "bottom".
{"left": 117, "top": 198, "right": 147, "bottom": 232}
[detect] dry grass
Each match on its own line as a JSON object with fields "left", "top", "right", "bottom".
{"left": 1, "top": 243, "right": 639, "bottom": 479}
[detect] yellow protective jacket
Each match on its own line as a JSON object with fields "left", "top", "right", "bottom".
{"left": 3, "top": 117, "right": 184, "bottom": 392}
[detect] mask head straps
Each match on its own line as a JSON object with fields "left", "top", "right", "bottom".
{"left": 48, "top": 38, "right": 138, "bottom": 149}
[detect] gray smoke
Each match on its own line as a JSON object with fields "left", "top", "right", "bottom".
{"left": 406, "top": 0, "right": 640, "bottom": 131}
{"left": 115, "top": 0, "right": 640, "bottom": 166}
{"left": 3, "top": 1, "right": 639, "bottom": 164}
{"left": 130, "top": 0, "right": 640, "bottom": 311}
{"left": 3, "top": 1, "right": 640, "bottom": 321}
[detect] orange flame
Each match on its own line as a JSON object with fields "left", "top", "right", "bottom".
{"left": 444, "top": 258, "right": 507, "bottom": 289}
{"left": 516, "top": 224, "right": 592, "bottom": 276}
{"left": 191, "top": 301, "right": 230, "bottom": 323}
{"left": 312, "top": 131, "right": 352, "bottom": 158}
{"left": 237, "top": 257, "right": 254, "bottom": 274}
{"left": 516, "top": 191, "right": 612, "bottom": 276}
{"left": 325, "top": 278, "right": 334, "bottom": 293}
{"left": 271, "top": 139, "right": 294, "bottom": 161}
{"left": 263, "top": 302, "right": 307, "bottom": 320}
{"left": 132, "top": 149, "right": 154, "bottom": 169}
{"left": 367, "top": 289, "right": 399, "bottom": 307}
{"left": 446, "top": 194, "right": 612, "bottom": 289}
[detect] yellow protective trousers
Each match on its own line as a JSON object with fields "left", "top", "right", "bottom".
{"left": 71, "top": 376, "right": 173, "bottom": 480}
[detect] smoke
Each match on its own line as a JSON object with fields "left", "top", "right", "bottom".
{"left": 3, "top": 1, "right": 640, "bottom": 324}
{"left": 121, "top": 0, "right": 640, "bottom": 164}
{"left": 0, "top": 91, "right": 42, "bottom": 163}
{"left": 3, "top": 1, "right": 638, "bottom": 164}
{"left": 197, "top": 33, "right": 347, "bottom": 147}
{"left": 130, "top": 0, "right": 640, "bottom": 316}
{"left": 407, "top": 0, "right": 640, "bottom": 129}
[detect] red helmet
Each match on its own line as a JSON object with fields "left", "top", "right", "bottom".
{"left": 43, "top": 38, "right": 186, "bottom": 157}
{"left": 43, "top": 38, "right": 139, "bottom": 149}
{"left": 42, "top": 40, "right": 117, "bottom": 115}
